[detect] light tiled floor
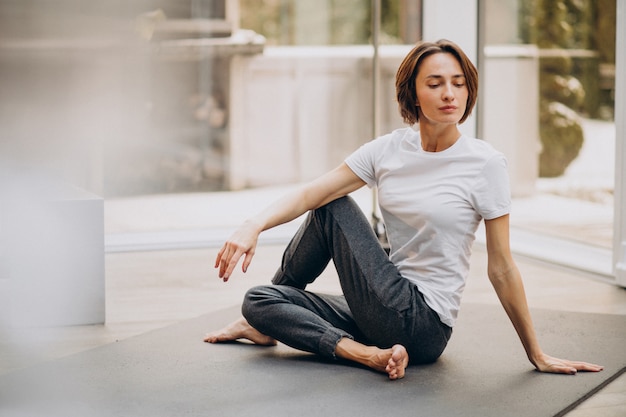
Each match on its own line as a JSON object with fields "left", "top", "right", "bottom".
{"left": 566, "top": 374, "right": 626, "bottom": 417}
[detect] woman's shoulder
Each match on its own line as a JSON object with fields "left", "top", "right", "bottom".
{"left": 372, "top": 127, "right": 418, "bottom": 148}
{"left": 461, "top": 136, "right": 505, "bottom": 160}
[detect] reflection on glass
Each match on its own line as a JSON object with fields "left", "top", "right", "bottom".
{"left": 239, "top": 0, "right": 420, "bottom": 46}
{"left": 482, "top": 0, "right": 616, "bottom": 250}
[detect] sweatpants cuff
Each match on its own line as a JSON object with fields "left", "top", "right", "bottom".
{"left": 319, "top": 328, "right": 353, "bottom": 360}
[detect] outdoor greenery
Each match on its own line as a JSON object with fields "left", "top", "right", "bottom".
{"left": 239, "top": 0, "right": 401, "bottom": 45}
{"left": 520, "top": 0, "right": 615, "bottom": 177}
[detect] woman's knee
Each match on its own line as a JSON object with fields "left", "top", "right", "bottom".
{"left": 241, "top": 285, "right": 290, "bottom": 322}
{"left": 320, "top": 195, "right": 358, "bottom": 214}
{"left": 242, "top": 285, "right": 270, "bottom": 316}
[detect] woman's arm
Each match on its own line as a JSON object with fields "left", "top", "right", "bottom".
{"left": 484, "top": 214, "right": 604, "bottom": 374}
{"left": 215, "top": 163, "right": 366, "bottom": 281}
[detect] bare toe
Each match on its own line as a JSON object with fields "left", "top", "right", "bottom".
{"left": 203, "top": 316, "right": 276, "bottom": 346}
{"left": 385, "top": 345, "right": 409, "bottom": 380}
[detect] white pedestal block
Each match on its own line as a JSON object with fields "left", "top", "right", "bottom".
{"left": 2, "top": 183, "right": 104, "bottom": 327}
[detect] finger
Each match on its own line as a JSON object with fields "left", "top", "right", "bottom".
{"left": 570, "top": 361, "right": 604, "bottom": 372}
{"left": 556, "top": 358, "right": 604, "bottom": 373}
{"left": 217, "top": 246, "right": 228, "bottom": 276}
{"left": 241, "top": 250, "right": 255, "bottom": 273}
{"left": 214, "top": 245, "right": 226, "bottom": 269}
{"left": 223, "top": 248, "right": 245, "bottom": 280}
{"left": 218, "top": 245, "right": 235, "bottom": 279}
{"left": 546, "top": 363, "right": 578, "bottom": 375}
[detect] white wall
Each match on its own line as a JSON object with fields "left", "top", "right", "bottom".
{"left": 482, "top": 45, "right": 541, "bottom": 197}
{"left": 228, "top": 46, "right": 411, "bottom": 189}
{"left": 422, "top": 0, "right": 478, "bottom": 137}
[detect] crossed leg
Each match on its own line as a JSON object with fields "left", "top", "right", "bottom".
{"left": 204, "top": 316, "right": 408, "bottom": 380}
{"left": 204, "top": 197, "right": 445, "bottom": 380}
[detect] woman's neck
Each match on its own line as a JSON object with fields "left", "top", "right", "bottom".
{"left": 418, "top": 123, "right": 461, "bottom": 152}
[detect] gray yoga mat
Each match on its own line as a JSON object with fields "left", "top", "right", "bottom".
{"left": 0, "top": 303, "right": 624, "bottom": 417}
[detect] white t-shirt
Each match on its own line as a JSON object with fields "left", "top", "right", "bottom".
{"left": 345, "top": 127, "right": 511, "bottom": 327}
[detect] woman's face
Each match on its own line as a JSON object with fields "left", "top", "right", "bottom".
{"left": 414, "top": 52, "right": 468, "bottom": 127}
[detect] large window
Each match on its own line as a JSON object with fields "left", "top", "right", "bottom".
{"left": 481, "top": 0, "right": 617, "bottom": 277}
{"left": 3, "top": 1, "right": 621, "bottom": 282}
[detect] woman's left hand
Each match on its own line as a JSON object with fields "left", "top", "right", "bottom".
{"left": 533, "top": 353, "right": 604, "bottom": 375}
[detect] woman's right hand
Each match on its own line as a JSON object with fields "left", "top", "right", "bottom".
{"left": 215, "top": 220, "right": 262, "bottom": 282}
{"left": 214, "top": 164, "right": 365, "bottom": 282}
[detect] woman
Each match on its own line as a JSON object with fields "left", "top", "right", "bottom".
{"left": 204, "top": 39, "right": 603, "bottom": 380}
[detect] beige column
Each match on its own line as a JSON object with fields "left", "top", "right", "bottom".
{"left": 613, "top": 0, "right": 626, "bottom": 287}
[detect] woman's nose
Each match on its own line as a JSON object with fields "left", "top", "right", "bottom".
{"left": 442, "top": 84, "right": 454, "bottom": 100}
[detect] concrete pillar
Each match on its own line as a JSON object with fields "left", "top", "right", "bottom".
{"left": 613, "top": 0, "right": 626, "bottom": 287}
{"left": 482, "top": 45, "right": 541, "bottom": 197}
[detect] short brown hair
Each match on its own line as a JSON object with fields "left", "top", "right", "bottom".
{"left": 396, "top": 39, "right": 478, "bottom": 125}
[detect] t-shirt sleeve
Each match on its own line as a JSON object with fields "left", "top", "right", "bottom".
{"left": 471, "top": 153, "right": 512, "bottom": 220}
{"left": 344, "top": 139, "right": 381, "bottom": 188}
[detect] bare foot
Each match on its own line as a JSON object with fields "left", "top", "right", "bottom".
{"left": 203, "top": 316, "right": 277, "bottom": 346}
{"left": 335, "top": 338, "right": 409, "bottom": 380}
{"left": 384, "top": 345, "right": 409, "bottom": 380}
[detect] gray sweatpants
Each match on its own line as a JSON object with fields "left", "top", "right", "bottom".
{"left": 242, "top": 196, "right": 452, "bottom": 364}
